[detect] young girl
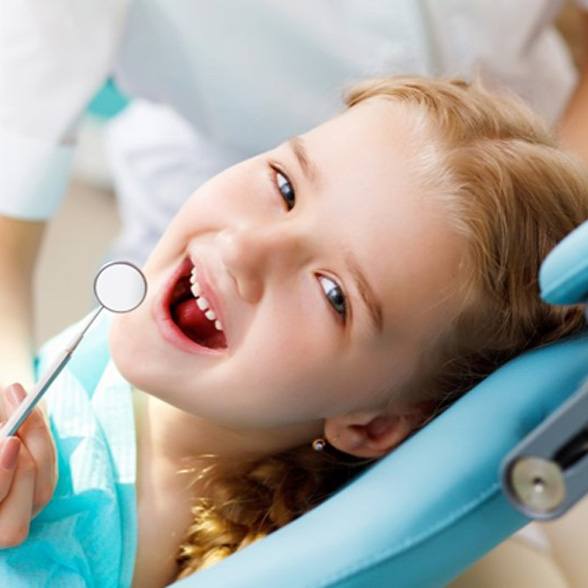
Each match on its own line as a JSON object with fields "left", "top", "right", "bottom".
{"left": 1, "top": 76, "right": 588, "bottom": 587}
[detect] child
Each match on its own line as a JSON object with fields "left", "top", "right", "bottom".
{"left": 1, "top": 76, "right": 588, "bottom": 587}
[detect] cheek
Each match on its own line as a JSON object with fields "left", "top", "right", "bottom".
{"left": 108, "top": 308, "right": 161, "bottom": 391}
{"left": 147, "top": 159, "right": 270, "bottom": 266}
{"left": 185, "top": 160, "right": 271, "bottom": 220}
{"left": 108, "top": 314, "right": 139, "bottom": 384}
{"left": 232, "top": 318, "right": 340, "bottom": 416}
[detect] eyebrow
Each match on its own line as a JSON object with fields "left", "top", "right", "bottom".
{"left": 288, "top": 136, "right": 320, "bottom": 185}
{"left": 344, "top": 249, "right": 384, "bottom": 335}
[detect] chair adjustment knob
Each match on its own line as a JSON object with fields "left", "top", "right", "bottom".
{"left": 509, "top": 456, "right": 566, "bottom": 516}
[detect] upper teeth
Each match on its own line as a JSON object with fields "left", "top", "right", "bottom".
{"left": 190, "top": 266, "right": 223, "bottom": 331}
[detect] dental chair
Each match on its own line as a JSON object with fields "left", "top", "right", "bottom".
{"left": 166, "top": 223, "right": 588, "bottom": 587}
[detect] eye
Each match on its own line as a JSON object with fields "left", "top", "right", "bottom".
{"left": 318, "top": 275, "right": 348, "bottom": 322}
{"left": 269, "top": 164, "right": 296, "bottom": 211}
{"left": 268, "top": 163, "right": 347, "bottom": 324}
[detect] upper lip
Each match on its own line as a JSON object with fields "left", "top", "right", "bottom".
{"left": 188, "top": 254, "right": 230, "bottom": 348}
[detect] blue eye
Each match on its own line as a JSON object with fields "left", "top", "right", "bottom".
{"left": 318, "top": 275, "right": 348, "bottom": 321}
{"left": 268, "top": 163, "right": 348, "bottom": 324}
{"left": 271, "top": 165, "right": 296, "bottom": 211}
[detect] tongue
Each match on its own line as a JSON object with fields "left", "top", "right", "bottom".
{"left": 172, "top": 298, "right": 218, "bottom": 344}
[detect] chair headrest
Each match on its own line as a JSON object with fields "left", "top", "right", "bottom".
{"left": 540, "top": 219, "right": 588, "bottom": 305}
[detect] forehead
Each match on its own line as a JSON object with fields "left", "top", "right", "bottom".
{"left": 301, "top": 99, "right": 430, "bottom": 219}
{"left": 301, "top": 100, "right": 467, "bottom": 343}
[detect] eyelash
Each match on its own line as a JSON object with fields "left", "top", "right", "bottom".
{"left": 268, "top": 162, "right": 349, "bottom": 324}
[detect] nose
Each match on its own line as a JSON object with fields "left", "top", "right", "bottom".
{"left": 215, "top": 221, "right": 309, "bottom": 303}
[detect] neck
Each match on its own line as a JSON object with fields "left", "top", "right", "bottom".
{"left": 132, "top": 386, "right": 322, "bottom": 481}
{"left": 130, "top": 385, "right": 323, "bottom": 583}
{"left": 131, "top": 389, "right": 198, "bottom": 588}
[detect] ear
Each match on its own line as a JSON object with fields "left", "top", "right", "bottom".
{"left": 324, "top": 402, "right": 431, "bottom": 459}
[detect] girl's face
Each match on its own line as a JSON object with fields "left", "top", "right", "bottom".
{"left": 110, "top": 99, "right": 467, "bottom": 454}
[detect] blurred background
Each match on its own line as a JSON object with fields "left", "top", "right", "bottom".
{"left": 33, "top": 115, "right": 121, "bottom": 348}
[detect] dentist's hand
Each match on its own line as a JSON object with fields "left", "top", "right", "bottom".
{"left": 0, "top": 383, "right": 58, "bottom": 548}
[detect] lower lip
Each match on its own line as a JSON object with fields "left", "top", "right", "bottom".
{"left": 152, "top": 257, "right": 226, "bottom": 356}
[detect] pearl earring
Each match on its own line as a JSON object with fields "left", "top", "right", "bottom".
{"left": 312, "top": 438, "right": 327, "bottom": 451}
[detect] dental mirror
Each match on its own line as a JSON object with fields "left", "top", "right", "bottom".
{"left": 94, "top": 260, "right": 147, "bottom": 312}
{"left": 1, "top": 261, "right": 147, "bottom": 439}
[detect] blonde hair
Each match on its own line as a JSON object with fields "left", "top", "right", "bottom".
{"left": 173, "top": 77, "right": 588, "bottom": 579}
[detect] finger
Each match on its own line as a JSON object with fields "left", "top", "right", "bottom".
{"left": 0, "top": 437, "right": 20, "bottom": 502}
{"left": 5, "top": 385, "right": 57, "bottom": 513}
{"left": 0, "top": 386, "right": 10, "bottom": 423}
{"left": 0, "top": 383, "right": 30, "bottom": 434}
{"left": 0, "top": 385, "right": 25, "bottom": 503}
{"left": 0, "top": 441, "right": 35, "bottom": 548}
{"left": 4, "top": 384, "right": 38, "bottom": 432}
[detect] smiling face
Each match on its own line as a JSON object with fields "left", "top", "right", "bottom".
{"left": 109, "top": 99, "right": 468, "bottom": 450}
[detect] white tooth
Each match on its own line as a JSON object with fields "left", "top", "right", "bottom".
{"left": 190, "top": 281, "right": 201, "bottom": 297}
{"left": 214, "top": 319, "right": 223, "bottom": 331}
{"left": 205, "top": 309, "right": 216, "bottom": 321}
{"left": 196, "top": 296, "right": 209, "bottom": 311}
{"left": 189, "top": 267, "right": 197, "bottom": 284}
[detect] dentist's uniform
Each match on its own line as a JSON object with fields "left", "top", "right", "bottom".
{"left": 1, "top": 1, "right": 587, "bottom": 583}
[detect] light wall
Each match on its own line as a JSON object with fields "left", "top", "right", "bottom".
{"left": 33, "top": 179, "right": 120, "bottom": 348}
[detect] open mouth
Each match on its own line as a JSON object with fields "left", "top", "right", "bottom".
{"left": 167, "top": 258, "right": 228, "bottom": 350}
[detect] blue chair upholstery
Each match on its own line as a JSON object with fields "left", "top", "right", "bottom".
{"left": 169, "top": 221, "right": 588, "bottom": 587}
{"left": 540, "top": 219, "right": 588, "bottom": 305}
